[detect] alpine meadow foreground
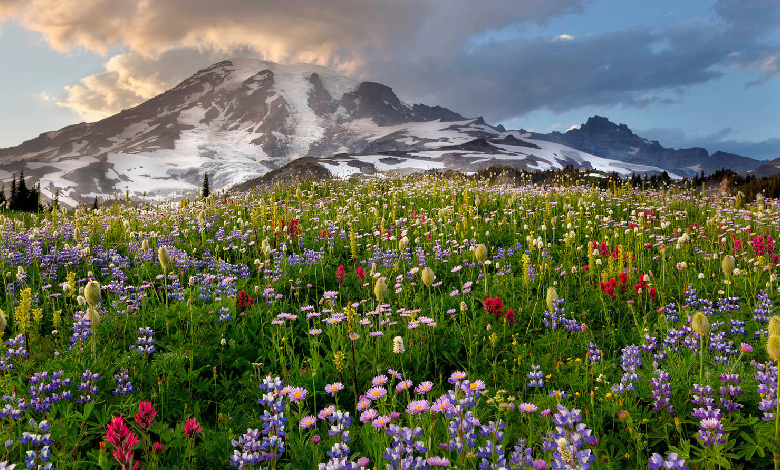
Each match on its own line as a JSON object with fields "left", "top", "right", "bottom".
{"left": 1, "top": 174, "right": 780, "bottom": 470}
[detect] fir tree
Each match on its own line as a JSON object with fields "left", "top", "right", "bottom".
{"left": 10, "top": 175, "right": 16, "bottom": 210}
{"left": 93, "top": 197, "right": 99, "bottom": 210}
{"left": 202, "top": 173, "right": 210, "bottom": 198}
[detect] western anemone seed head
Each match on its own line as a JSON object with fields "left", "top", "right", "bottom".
{"left": 474, "top": 244, "right": 488, "bottom": 264}
{"left": 692, "top": 312, "right": 710, "bottom": 336}
{"left": 546, "top": 287, "right": 559, "bottom": 312}
{"left": 88, "top": 308, "right": 101, "bottom": 332}
{"left": 73, "top": 227, "right": 81, "bottom": 240}
{"left": 399, "top": 237, "right": 409, "bottom": 252}
{"left": 158, "top": 246, "right": 171, "bottom": 270}
{"left": 84, "top": 280, "right": 101, "bottom": 308}
{"left": 261, "top": 239, "right": 271, "bottom": 256}
{"left": 141, "top": 239, "right": 149, "bottom": 251}
{"left": 721, "top": 255, "right": 735, "bottom": 277}
{"left": 198, "top": 210, "right": 205, "bottom": 226}
{"left": 768, "top": 335, "right": 780, "bottom": 362}
{"left": 374, "top": 277, "right": 388, "bottom": 303}
{"left": 0, "top": 309, "right": 6, "bottom": 336}
{"left": 421, "top": 267, "right": 435, "bottom": 287}
{"left": 769, "top": 316, "right": 780, "bottom": 337}
{"left": 393, "top": 336, "right": 405, "bottom": 354}
{"left": 77, "top": 295, "right": 86, "bottom": 306}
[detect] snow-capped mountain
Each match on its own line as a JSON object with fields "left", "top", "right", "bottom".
{"left": 522, "top": 116, "right": 762, "bottom": 177}
{"left": 0, "top": 59, "right": 757, "bottom": 206}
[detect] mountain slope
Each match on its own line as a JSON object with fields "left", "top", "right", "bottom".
{"left": 522, "top": 116, "right": 762, "bottom": 177}
{"left": 0, "top": 60, "right": 764, "bottom": 205}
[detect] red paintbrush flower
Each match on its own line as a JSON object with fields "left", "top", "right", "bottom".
{"left": 106, "top": 414, "right": 140, "bottom": 470}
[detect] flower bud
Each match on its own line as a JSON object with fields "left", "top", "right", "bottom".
{"left": 768, "top": 335, "right": 780, "bottom": 362}
{"left": 421, "top": 267, "right": 435, "bottom": 287}
{"left": 474, "top": 244, "right": 487, "bottom": 264}
{"left": 721, "top": 255, "right": 735, "bottom": 277}
{"left": 546, "top": 287, "right": 559, "bottom": 311}
{"left": 392, "top": 336, "right": 405, "bottom": 354}
{"left": 158, "top": 246, "right": 171, "bottom": 270}
{"left": 84, "top": 280, "right": 101, "bottom": 308}
{"left": 141, "top": 239, "right": 149, "bottom": 251}
{"left": 374, "top": 277, "right": 388, "bottom": 303}
{"left": 692, "top": 312, "right": 710, "bottom": 336}
{"left": 769, "top": 316, "right": 780, "bottom": 337}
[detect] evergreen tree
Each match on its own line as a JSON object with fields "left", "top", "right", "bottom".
{"left": 202, "top": 173, "right": 210, "bottom": 198}
{"left": 93, "top": 197, "right": 99, "bottom": 210}
{"left": 18, "top": 169, "right": 28, "bottom": 209}
{"left": 10, "top": 175, "right": 16, "bottom": 210}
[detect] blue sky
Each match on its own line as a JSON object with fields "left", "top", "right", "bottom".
{"left": 0, "top": 0, "right": 777, "bottom": 159}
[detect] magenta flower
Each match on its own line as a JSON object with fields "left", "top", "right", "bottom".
{"left": 300, "top": 415, "right": 317, "bottom": 429}
{"left": 366, "top": 387, "right": 388, "bottom": 401}
{"left": 134, "top": 401, "right": 157, "bottom": 431}
{"left": 396, "top": 380, "right": 413, "bottom": 392}
{"left": 371, "top": 375, "right": 388, "bottom": 386}
{"left": 106, "top": 414, "right": 140, "bottom": 470}
{"left": 184, "top": 417, "right": 202, "bottom": 439}
{"left": 415, "top": 381, "right": 434, "bottom": 394}
{"left": 408, "top": 399, "right": 430, "bottom": 415}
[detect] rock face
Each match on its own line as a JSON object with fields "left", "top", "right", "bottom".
{"left": 522, "top": 116, "right": 762, "bottom": 177}
{"left": 0, "top": 60, "right": 765, "bottom": 205}
{"left": 748, "top": 158, "right": 780, "bottom": 178}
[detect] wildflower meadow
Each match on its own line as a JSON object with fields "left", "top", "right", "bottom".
{"left": 1, "top": 173, "right": 780, "bottom": 470}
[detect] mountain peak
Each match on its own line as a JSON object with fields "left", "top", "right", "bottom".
{"left": 577, "top": 115, "right": 633, "bottom": 135}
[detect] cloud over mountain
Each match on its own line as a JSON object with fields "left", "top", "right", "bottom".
{"left": 1, "top": 0, "right": 777, "bottom": 134}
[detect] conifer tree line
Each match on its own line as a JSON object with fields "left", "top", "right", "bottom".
{"left": 1, "top": 169, "right": 42, "bottom": 212}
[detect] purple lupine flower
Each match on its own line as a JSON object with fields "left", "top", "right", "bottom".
{"left": 509, "top": 438, "right": 534, "bottom": 468}
{"left": 692, "top": 407, "right": 726, "bottom": 446}
{"left": 756, "top": 361, "right": 777, "bottom": 420}
{"left": 255, "top": 375, "right": 289, "bottom": 462}
{"left": 612, "top": 344, "right": 641, "bottom": 393}
{"left": 718, "top": 373, "right": 743, "bottom": 412}
{"left": 77, "top": 370, "right": 100, "bottom": 404}
{"left": 588, "top": 343, "right": 602, "bottom": 364}
{"left": 651, "top": 370, "right": 674, "bottom": 414}
{"left": 527, "top": 365, "right": 545, "bottom": 388}
{"left": 129, "top": 326, "right": 155, "bottom": 355}
{"left": 753, "top": 290, "right": 773, "bottom": 322}
{"left": 691, "top": 384, "right": 715, "bottom": 407}
{"left": 113, "top": 367, "right": 134, "bottom": 396}
{"left": 649, "top": 452, "right": 689, "bottom": 469}
{"left": 546, "top": 403, "right": 597, "bottom": 470}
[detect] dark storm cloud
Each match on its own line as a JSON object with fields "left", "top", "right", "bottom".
{"left": 0, "top": 0, "right": 776, "bottom": 127}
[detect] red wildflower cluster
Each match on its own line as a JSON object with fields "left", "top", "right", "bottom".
{"left": 356, "top": 266, "right": 366, "bottom": 280}
{"left": 484, "top": 297, "right": 504, "bottom": 319}
{"left": 753, "top": 235, "right": 774, "bottom": 257}
{"left": 599, "top": 278, "right": 618, "bottom": 299}
{"left": 236, "top": 290, "right": 255, "bottom": 313}
{"left": 134, "top": 401, "right": 157, "bottom": 431}
{"left": 484, "top": 297, "right": 516, "bottom": 324}
{"left": 505, "top": 309, "right": 516, "bottom": 325}
{"left": 590, "top": 241, "right": 624, "bottom": 259}
{"left": 277, "top": 218, "right": 302, "bottom": 239}
{"left": 591, "top": 241, "right": 610, "bottom": 257}
{"left": 106, "top": 414, "right": 140, "bottom": 470}
{"left": 336, "top": 265, "right": 346, "bottom": 285}
{"left": 633, "top": 274, "right": 657, "bottom": 300}
{"left": 184, "top": 417, "right": 202, "bottom": 439}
